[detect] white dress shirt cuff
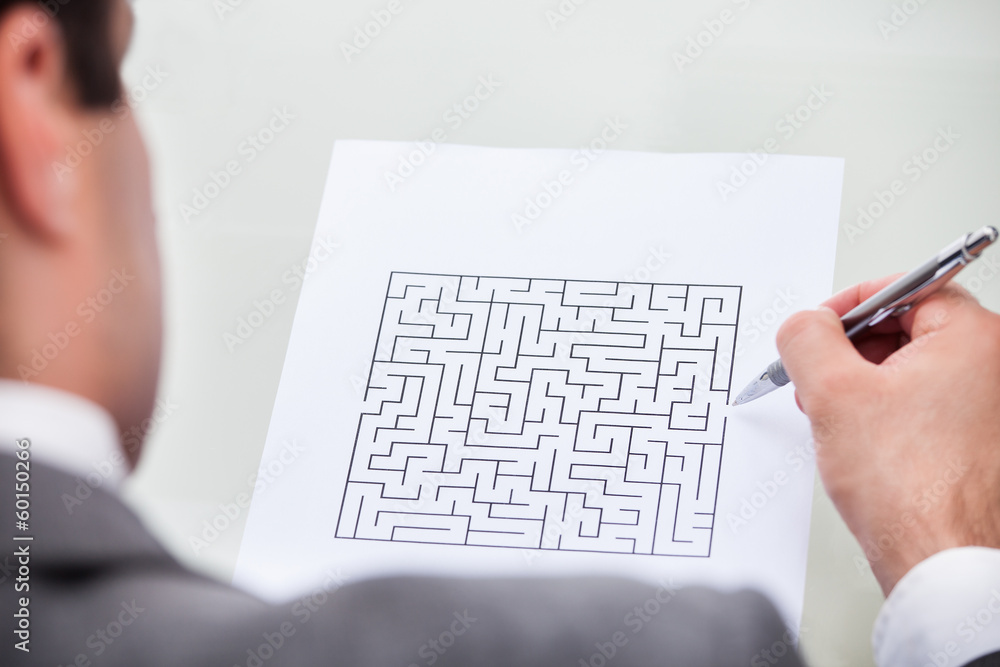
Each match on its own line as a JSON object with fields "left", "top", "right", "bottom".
{"left": 874, "top": 547, "right": 1000, "bottom": 667}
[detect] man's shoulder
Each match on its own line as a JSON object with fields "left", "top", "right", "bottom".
{"left": 0, "top": 451, "right": 174, "bottom": 570}
{"left": 0, "top": 452, "right": 286, "bottom": 665}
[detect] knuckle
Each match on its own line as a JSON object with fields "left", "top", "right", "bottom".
{"left": 941, "top": 282, "right": 978, "bottom": 308}
{"left": 911, "top": 298, "right": 955, "bottom": 339}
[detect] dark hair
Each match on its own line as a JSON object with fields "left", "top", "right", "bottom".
{"left": 1, "top": 0, "right": 120, "bottom": 106}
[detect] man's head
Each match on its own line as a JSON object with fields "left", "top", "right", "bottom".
{"left": 0, "top": 0, "right": 122, "bottom": 106}
{"left": 0, "top": 0, "right": 161, "bottom": 466}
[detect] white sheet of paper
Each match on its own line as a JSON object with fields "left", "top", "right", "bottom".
{"left": 233, "top": 140, "right": 843, "bottom": 632}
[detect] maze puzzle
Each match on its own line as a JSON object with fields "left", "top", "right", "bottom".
{"left": 336, "top": 272, "right": 742, "bottom": 557}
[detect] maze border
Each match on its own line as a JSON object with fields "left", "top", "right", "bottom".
{"left": 336, "top": 271, "right": 743, "bottom": 559}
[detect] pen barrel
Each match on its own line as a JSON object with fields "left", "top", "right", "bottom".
{"left": 840, "top": 256, "right": 941, "bottom": 337}
{"left": 767, "top": 360, "right": 791, "bottom": 387}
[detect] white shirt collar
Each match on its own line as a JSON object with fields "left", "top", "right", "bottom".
{"left": 0, "top": 379, "right": 126, "bottom": 491}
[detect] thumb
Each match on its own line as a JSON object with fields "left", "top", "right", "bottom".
{"left": 776, "top": 307, "right": 869, "bottom": 413}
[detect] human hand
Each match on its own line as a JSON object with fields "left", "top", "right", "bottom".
{"left": 776, "top": 276, "right": 1000, "bottom": 595}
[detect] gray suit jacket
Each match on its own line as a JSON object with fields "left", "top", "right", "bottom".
{"left": 1, "top": 453, "right": 807, "bottom": 666}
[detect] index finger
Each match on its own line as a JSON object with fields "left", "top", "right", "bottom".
{"left": 822, "top": 274, "right": 905, "bottom": 316}
{"left": 822, "top": 274, "right": 981, "bottom": 345}
{"left": 818, "top": 274, "right": 913, "bottom": 351}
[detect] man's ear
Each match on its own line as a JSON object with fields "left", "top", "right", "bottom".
{"left": 0, "top": 6, "right": 79, "bottom": 242}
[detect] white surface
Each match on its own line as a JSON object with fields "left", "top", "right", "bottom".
{"left": 119, "top": 2, "right": 1000, "bottom": 665}
{"left": 231, "top": 142, "right": 842, "bottom": 629}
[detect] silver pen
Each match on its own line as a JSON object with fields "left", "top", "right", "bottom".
{"left": 732, "top": 225, "right": 1000, "bottom": 406}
